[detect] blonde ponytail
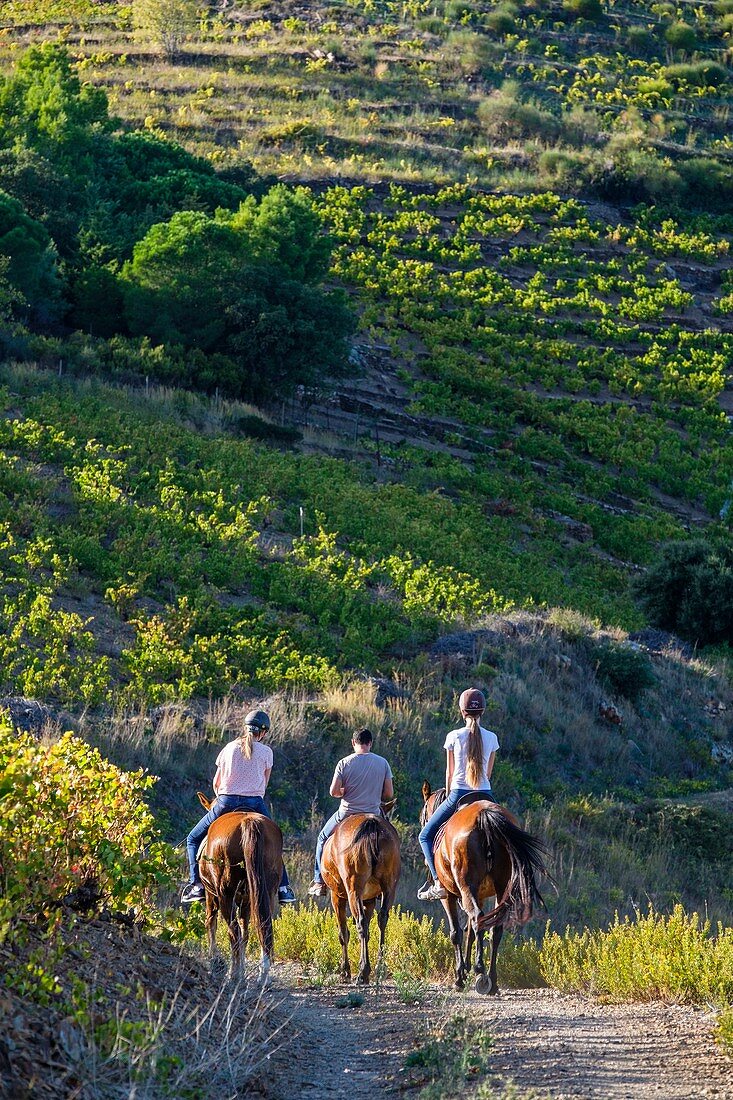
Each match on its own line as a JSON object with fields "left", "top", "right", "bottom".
{"left": 465, "top": 714, "right": 484, "bottom": 788}
{"left": 240, "top": 727, "right": 254, "bottom": 759}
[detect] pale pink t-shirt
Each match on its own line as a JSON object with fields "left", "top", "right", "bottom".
{"left": 215, "top": 738, "right": 272, "bottom": 796}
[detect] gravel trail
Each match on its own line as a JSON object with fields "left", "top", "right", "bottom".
{"left": 259, "top": 972, "right": 733, "bottom": 1100}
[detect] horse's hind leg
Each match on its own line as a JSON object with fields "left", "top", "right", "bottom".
{"left": 356, "top": 898, "right": 376, "bottom": 985}
{"left": 333, "top": 892, "right": 351, "bottom": 983}
{"left": 205, "top": 890, "right": 220, "bottom": 973}
{"left": 377, "top": 887, "right": 395, "bottom": 964}
{"left": 487, "top": 914, "right": 503, "bottom": 997}
{"left": 443, "top": 894, "right": 467, "bottom": 990}
{"left": 220, "top": 891, "right": 242, "bottom": 979}
{"left": 459, "top": 887, "right": 492, "bottom": 994}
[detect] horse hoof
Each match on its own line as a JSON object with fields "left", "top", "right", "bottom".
{"left": 455, "top": 979, "right": 465, "bottom": 991}
{"left": 474, "top": 973, "right": 491, "bottom": 995}
{"left": 356, "top": 974, "right": 370, "bottom": 986}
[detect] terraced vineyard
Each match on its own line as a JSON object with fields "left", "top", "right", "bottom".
{"left": 3, "top": 0, "right": 733, "bottom": 198}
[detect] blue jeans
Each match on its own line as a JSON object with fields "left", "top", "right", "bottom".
{"left": 418, "top": 787, "right": 494, "bottom": 880}
{"left": 186, "top": 794, "right": 289, "bottom": 888}
{"left": 313, "top": 808, "right": 348, "bottom": 882}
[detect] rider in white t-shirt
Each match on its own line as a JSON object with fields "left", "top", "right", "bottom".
{"left": 417, "top": 688, "right": 499, "bottom": 902}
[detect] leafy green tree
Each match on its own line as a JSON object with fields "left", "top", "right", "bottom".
{"left": 226, "top": 185, "right": 332, "bottom": 284}
{"left": 0, "top": 189, "right": 63, "bottom": 323}
{"left": 120, "top": 193, "right": 354, "bottom": 398}
{"left": 665, "top": 21, "right": 697, "bottom": 51}
{"left": 132, "top": 0, "right": 200, "bottom": 58}
{"left": 122, "top": 210, "right": 243, "bottom": 348}
{"left": 224, "top": 268, "right": 354, "bottom": 400}
{"left": 635, "top": 539, "right": 733, "bottom": 646}
{"left": 0, "top": 44, "right": 109, "bottom": 165}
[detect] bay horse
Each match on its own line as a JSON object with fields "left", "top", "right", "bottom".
{"left": 196, "top": 793, "right": 282, "bottom": 984}
{"left": 321, "top": 813, "right": 401, "bottom": 984}
{"left": 421, "top": 783, "right": 548, "bottom": 994}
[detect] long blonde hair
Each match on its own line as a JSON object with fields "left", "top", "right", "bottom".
{"left": 240, "top": 727, "right": 254, "bottom": 759}
{"left": 464, "top": 712, "right": 484, "bottom": 788}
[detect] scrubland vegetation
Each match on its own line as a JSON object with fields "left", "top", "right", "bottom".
{"left": 1, "top": 0, "right": 733, "bottom": 1091}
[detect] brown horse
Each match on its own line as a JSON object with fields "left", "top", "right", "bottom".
{"left": 196, "top": 793, "right": 282, "bottom": 983}
{"left": 421, "top": 783, "right": 548, "bottom": 994}
{"left": 321, "top": 814, "right": 401, "bottom": 984}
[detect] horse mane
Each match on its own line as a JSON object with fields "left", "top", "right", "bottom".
{"left": 475, "top": 805, "right": 550, "bottom": 930}
{"left": 351, "top": 816, "right": 385, "bottom": 871}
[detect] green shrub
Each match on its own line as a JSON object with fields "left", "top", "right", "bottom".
{"left": 664, "top": 21, "right": 697, "bottom": 51}
{"left": 635, "top": 538, "right": 733, "bottom": 647}
{"left": 484, "top": 5, "right": 516, "bottom": 34}
{"left": 664, "top": 61, "right": 729, "bottom": 87}
{"left": 478, "top": 86, "right": 560, "bottom": 142}
{"left": 274, "top": 904, "right": 454, "bottom": 978}
{"left": 716, "top": 1004, "right": 733, "bottom": 1054}
{"left": 0, "top": 719, "right": 177, "bottom": 941}
{"left": 540, "top": 904, "right": 733, "bottom": 1005}
{"left": 562, "top": 0, "right": 603, "bottom": 21}
{"left": 590, "top": 640, "right": 655, "bottom": 701}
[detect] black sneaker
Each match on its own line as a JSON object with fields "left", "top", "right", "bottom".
{"left": 181, "top": 882, "right": 205, "bottom": 904}
{"left": 278, "top": 885, "right": 297, "bottom": 905}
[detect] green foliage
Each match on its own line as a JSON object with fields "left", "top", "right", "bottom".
{"left": 716, "top": 1004, "right": 733, "bottom": 1054}
{"left": 664, "top": 21, "right": 697, "bottom": 51}
{"left": 590, "top": 640, "right": 656, "bottom": 701}
{"left": 0, "top": 718, "right": 178, "bottom": 940}
{"left": 0, "top": 44, "right": 109, "bottom": 163}
{"left": 478, "top": 84, "right": 560, "bottom": 142}
{"left": 226, "top": 185, "right": 332, "bottom": 285}
{"left": 132, "top": 0, "right": 200, "bottom": 58}
{"left": 563, "top": 0, "right": 603, "bottom": 21}
{"left": 539, "top": 904, "right": 733, "bottom": 1006}
{"left": 121, "top": 193, "right": 354, "bottom": 399}
{"left": 405, "top": 1013, "right": 494, "bottom": 1100}
{"left": 636, "top": 539, "right": 733, "bottom": 646}
{"left": 0, "top": 189, "right": 63, "bottom": 322}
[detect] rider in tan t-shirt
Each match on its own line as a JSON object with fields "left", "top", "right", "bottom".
{"left": 307, "top": 727, "right": 394, "bottom": 897}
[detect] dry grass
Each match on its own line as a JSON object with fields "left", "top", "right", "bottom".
{"left": 1, "top": 917, "right": 290, "bottom": 1100}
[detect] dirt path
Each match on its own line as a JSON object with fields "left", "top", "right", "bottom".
{"left": 259, "top": 972, "right": 733, "bottom": 1100}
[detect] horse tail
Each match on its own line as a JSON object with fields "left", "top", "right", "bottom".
{"left": 475, "top": 806, "right": 549, "bottom": 931}
{"left": 240, "top": 816, "right": 273, "bottom": 953}
{"left": 351, "top": 817, "right": 384, "bottom": 873}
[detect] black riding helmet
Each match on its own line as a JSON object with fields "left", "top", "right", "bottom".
{"left": 244, "top": 709, "right": 270, "bottom": 734}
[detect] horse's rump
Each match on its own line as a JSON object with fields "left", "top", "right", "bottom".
{"left": 473, "top": 804, "right": 548, "bottom": 930}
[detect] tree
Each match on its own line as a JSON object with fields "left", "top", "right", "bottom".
{"left": 225, "top": 185, "right": 332, "bottom": 285}
{"left": 120, "top": 192, "right": 355, "bottom": 399}
{"left": 0, "top": 44, "right": 109, "bottom": 163}
{"left": 132, "top": 0, "right": 201, "bottom": 58}
{"left": 635, "top": 539, "right": 733, "bottom": 647}
{"left": 0, "top": 189, "right": 63, "bottom": 324}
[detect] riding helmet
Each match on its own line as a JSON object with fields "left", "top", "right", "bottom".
{"left": 459, "top": 688, "right": 485, "bottom": 714}
{"left": 244, "top": 709, "right": 270, "bottom": 732}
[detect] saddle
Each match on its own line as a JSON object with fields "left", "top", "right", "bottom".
{"left": 433, "top": 791, "right": 494, "bottom": 853}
